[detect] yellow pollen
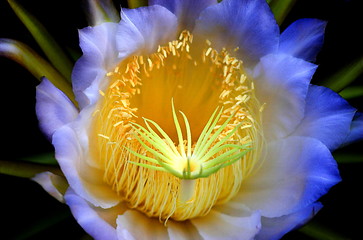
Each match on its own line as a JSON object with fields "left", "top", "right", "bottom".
{"left": 90, "top": 31, "right": 263, "bottom": 222}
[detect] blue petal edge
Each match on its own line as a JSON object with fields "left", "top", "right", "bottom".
{"left": 256, "top": 202, "right": 323, "bottom": 240}
{"left": 36, "top": 78, "right": 78, "bottom": 139}
{"left": 279, "top": 18, "right": 327, "bottom": 62}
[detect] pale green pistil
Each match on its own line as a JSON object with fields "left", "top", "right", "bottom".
{"left": 126, "top": 101, "right": 251, "bottom": 180}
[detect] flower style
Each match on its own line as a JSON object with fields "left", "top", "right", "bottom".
{"left": 32, "top": 0, "right": 363, "bottom": 239}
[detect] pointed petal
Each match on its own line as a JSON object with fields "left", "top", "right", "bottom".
{"left": 116, "top": 5, "right": 178, "bottom": 58}
{"left": 193, "top": 0, "right": 279, "bottom": 66}
{"left": 116, "top": 210, "right": 169, "bottom": 239}
{"left": 191, "top": 209, "right": 261, "bottom": 240}
{"left": 36, "top": 78, "right": 78, "bottom": 139}
{"left": 292, "top": 85, "right": 356, "bottom": 151}
{"left": 279, "top": 19, "right": 327, "bottom": 62}
{"left": 32, "top": 171, "right": 68, "bottom": 203}
{"left": 256, "top": 202, "right": 323, "bottom": 240}
{"left": 253, "top": 54, "right": 317, "bottom": 140}
{"left": 149, "top": 0, "right": 217, "bottom": 31}
{"left": 234, "top": 136, "right": 340, "bottom": 218}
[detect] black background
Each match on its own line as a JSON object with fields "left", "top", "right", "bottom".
{"left": 0, "top": 0, "right": 362, "bottom": 239}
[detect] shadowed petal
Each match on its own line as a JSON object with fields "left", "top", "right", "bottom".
{"left": 149, "top": 0, "right": 217, "bottom": 31}
{"left": 116, "top": 5, "right": 178, "bottom": 58}
{"left": 72, "top": 22, "right": 119, "bottom": 108}
{"left": 234, "top": 136, "right": 340, "bottom": 218}
{"left": 279, "top": 19, "right": 327, "bottom": 62}
{"left": 342, "top": 112, "right": 363, "bottom": 147}
{"left": 116, "top": 210, "right": 169, "bottom": 239}
{"left": 256, "top": 202, "right": 323, "bottom": 240}
{"left": 191, "top": 208, "right": 261, "bottom": 239}
{"left": 193, "top": 0, "right": 279, "bottom": 66}
{"left": 53, "top": 122, "right": 120, "bottom": 209}
{"left": 65, "top": 189, "right": 127, "bottom": 240}
{"left": 32, "top": 171, "right": 68, "bottom": 202}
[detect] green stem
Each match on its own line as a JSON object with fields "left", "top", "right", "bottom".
{"left": 299, "top": 222, "right": 349, "bottom": 240}
{"left": 269, "top": 0, "right": 297, "bottom": 25}
{"left": 0, "top": 39, "right": 77, "bottom": 107}
{"left": 321, "top": 57, "right": 363, "bottom": 92}
{"left": 8, "top": 0, "right": 74, "bottom": 81}
{"left": 127, "top": 0, "right": 148, "bottom": 8}
{"left": 0, "top": 160, "right": 62, "bottom": 178}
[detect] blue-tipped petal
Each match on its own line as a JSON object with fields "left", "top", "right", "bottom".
{"left": 149, "top": 0, "right": 217, "bottom": 31}
{"left": 233, "top": 136, "right": 340, "bottom": 218}
{"left": 72, "top": 22, "right": 119, "bottom": 109}
{"left": 36, "top": 78, "right": 78, "bottom": 139}
{"left": 279, "top": 19, "right": 327, "bottom": 62}
{"left": 193, "top": 0, "right": 279, "bottom": 67}
{"left": 256, "top": 202, "right": 323, "bottom": 240}
{"left": 342, "top": 112, "right": 363, "bottom": 147}
{"left": 52, "top": 122, "right": 120, "bottom": 209}
{"left": 292, "top": 85, "right": 356, "bottom": 151}
{"left": 253, "top": 54, "right": 317, "bottom": 140}
{"left": 65, "top": 189, "right": 126, "bottom": 240}
{"left": 116, "top": 5, "right": 178, "bottom": 58}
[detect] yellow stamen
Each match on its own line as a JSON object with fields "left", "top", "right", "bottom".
{"left": 90, "top": 31, "right": 263, "bottom": 222}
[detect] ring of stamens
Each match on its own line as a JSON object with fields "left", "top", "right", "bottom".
{"left": 90, "top": 31, "right": 263, "bottom": 222}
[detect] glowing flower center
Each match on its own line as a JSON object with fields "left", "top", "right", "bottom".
{"left": 91, "top": 31, "right": 263, "bottom": 222}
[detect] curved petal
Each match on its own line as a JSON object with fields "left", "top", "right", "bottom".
{"left": 292, "top": 85, "right": 356, "bottom": 151}
{"left": 53, "top": 120, "right": 120, "bottom": 209}
{"left": 341, "top": 112, "right": 363, "bottom": 147}
{"left": 72, "top": 22, "right": 119, "bottom": 108}
{"left": 256, "top": 202, "right": 323, "bottom": 240}
{"left": 116, "top": 5, "right": 178, "bottom": 58}
{"left": 32, "top": 171, "right": 68, "bottom": 203}
{"left": 167, "top": 220, "right": 203, "bottom": 240}
{"left": 234, "top": 136, "right": 340, "bottom": 218}
{"left": 149, "top": 0, "right": 217, "bottom": 31}
{"left": 193, "top": 0, "right": 279, "bottom": 66}
{"left": 279, "top": 19, "right": 327, "bottom": 62}
{"left": 116, "top": 210, "right": 169, "bottom": 239}
{"left": 253, "top": 54, "right": 317, "bottom": 140}
{"left": 191, "top": 208, "right": 261, "bottom": 240}
{"left": 64, "top": 189, "right": 127, "bottom": 240}
{"left": 36, "top": 78, "right": 78, "bottom": 139}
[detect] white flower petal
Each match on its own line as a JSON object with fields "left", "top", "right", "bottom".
{"left": 53, "top": 121, "right": 120, "bottom": 209}
{"left": 253, "top": 54, "right": 317, "bottom": 140}
{"left": 116, "top": 210, "right": 169, "bottom": 239}
{"left": 233, "top": 136, "right": 340, "bottom": 218}
{"left": 191, "top": 209, "right": 261, "bottom": 240}
{"left": 167, "top": 220, "right": 203, "bottom": 240}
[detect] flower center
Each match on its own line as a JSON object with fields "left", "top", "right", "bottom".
{"left": 90, "top": 31, "right": 263, "bottom": 222}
